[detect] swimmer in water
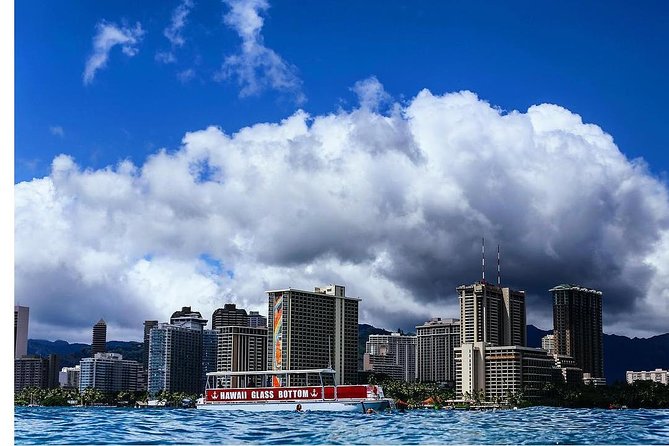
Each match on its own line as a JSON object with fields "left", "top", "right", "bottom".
{"left": 296, "top": 404, "right": 303, "bottom": 412}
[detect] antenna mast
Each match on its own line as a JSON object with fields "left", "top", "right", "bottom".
{"left": 481, "top": 237, "right": 486, "bottom": 283}
{"left": 497, "top": 244, "right": 501, "bottom": 286}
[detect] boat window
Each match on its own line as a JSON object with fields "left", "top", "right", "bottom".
{"left": 321, "top": 372, "right": 336, "bottom": 386}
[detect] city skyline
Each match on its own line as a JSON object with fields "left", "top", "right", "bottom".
{"left": 13, "top": 1, "right": 669, "bottom": 343}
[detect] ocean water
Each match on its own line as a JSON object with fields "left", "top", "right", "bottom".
{"left": 14, "top": 406, "right": 669, "bottom": 444}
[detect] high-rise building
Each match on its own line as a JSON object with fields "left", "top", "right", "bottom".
{"left": 92, "top": 319, "right": 107, "bottom": 354}
{"left": 217, "top": 326, "right": 268, "bottom": 387}
{"left": 15, "top": 355, "right": 60, "bottom": 391}
{"left": 248, "top": 311, "right": 267, "bottom": 328}
{"left": 202, "top": 329, "right": 219, "bottom": 391}
{"left": 267, "top": 284, "right": 359, "bottom": 385}
{"left": 415, "top": 317, "right": 461, "bottom": 383}
{"left": 143, "top": 320, "right": 158, "bottom": 369}
{"left": 551, "top": 284, "right": 604, "bottom": 379}
{"left": 502, "top": 288, "right": 526, "bottom": 346}
{"left": 148, "top": 309, "right": 208, "bottom": 395}
{"left": 363, "top": 332, "right": 416, "bottom": 382}
{"left": 79, "top": 353, "right": 140, "bottom": 393}
{"left": 457, "top": 282, "right": 526, "bottom": 347}
{"left": 15, "top": 356, "right": 48, "bottom": 392}
{"left": 46, "top": 354, "right": 60, "bottom": 389}
{"left": 455, "top": 277, "right": 536, "bottom": 402}
{"left": 14, "top": 305, "right": 29, "bottom": 359}
{"left": 212, "top": 304, "right": 248, "bottom": 330}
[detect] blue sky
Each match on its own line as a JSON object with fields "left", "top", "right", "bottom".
{"left": 13, "top": 0, "right": 669, "bottom": 342}
{"left": 16, "top": 1, "right": 669, "bottom": 182}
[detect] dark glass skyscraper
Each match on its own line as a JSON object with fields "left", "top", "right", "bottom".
{"left": 551, "top": 284, "right": 604, "bottom": 379}
{"left": 148, "top": 308, "right": 210, "bottom": 395}
{"left": 92, "top": 319, "right": 107, "bottom": 354}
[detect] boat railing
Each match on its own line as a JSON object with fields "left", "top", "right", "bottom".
{"left": 205, "top": 368, "right": 339, "bottom": 391}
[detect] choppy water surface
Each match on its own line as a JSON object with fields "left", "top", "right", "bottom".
{"left": 14, "top": 406, "right": 669, "bottom": 444}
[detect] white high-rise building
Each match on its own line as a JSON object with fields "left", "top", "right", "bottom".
{"left": 79, "top": 353, "right": 140, "bottom": 393}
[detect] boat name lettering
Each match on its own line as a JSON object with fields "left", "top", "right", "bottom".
{"left": 206, "top": 386, "right": 325, "bottom": 402}
{"left": 277, "top": 389, "right": 311, "bottom": 399}
{"left": 215, "top": 391, "right": 248, "bottom": 400}
{"left": 250, "top": 390, "right": 275, "bottom": 399}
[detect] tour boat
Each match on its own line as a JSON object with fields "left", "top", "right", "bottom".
{"left": 197, "top": 368, "right": 393, "bottom": 412}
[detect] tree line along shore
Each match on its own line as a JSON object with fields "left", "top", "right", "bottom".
{"left": 14, "top": 378, "right": 669, "bottom": 409}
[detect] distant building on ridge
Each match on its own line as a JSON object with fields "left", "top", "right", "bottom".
{"left": 626, "top": 368, "right": 668, "bottom": 385}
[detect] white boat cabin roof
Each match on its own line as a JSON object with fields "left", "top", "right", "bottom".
{"left": 206, "top": 368, "right": 337, "bottom": 377}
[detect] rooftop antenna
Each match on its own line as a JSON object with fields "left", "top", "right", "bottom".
{"left": 481, "top": 237, "right": 486, "bottom": 283}
{"left": 497, "top": 244, "right": 501, "bottom": 286}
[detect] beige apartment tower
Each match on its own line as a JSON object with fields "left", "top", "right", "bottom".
{"left": 217, "top": 326, "right": 267, "bottom": 387}
{"left": 457, "top": 282, "right": 526, "bottom": 347}
{"left": 266, "top": 284, "right": 359, "bottom": 385}
{"left": 415, "top": 317, "right": 460, "bottom": 383}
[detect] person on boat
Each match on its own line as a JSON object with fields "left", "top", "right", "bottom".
{"left": 296, "top": 404, "right": 303, "bottom": 412}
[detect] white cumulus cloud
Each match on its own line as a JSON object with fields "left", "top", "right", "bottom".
{"left": 217, "top": 0, "right": 304, "bottom": 101}
{"left": 83, "top": 21, "right": 145, "bottom": 85}
{"left": 14, "top": 83, "right": 669, "bottom": 342}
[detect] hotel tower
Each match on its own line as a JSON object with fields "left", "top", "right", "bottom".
{"left": 266, "top": 284, "right": 359, "bottom": 385}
